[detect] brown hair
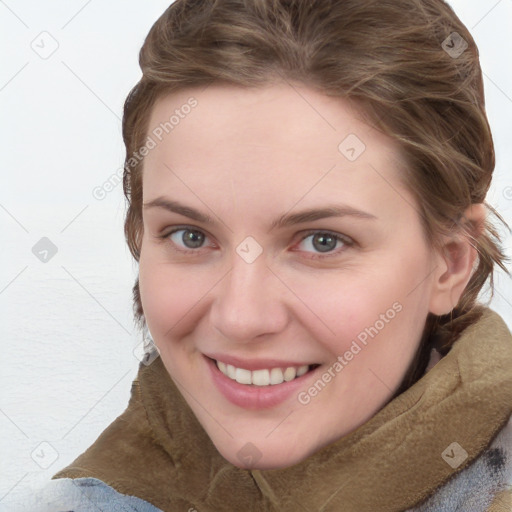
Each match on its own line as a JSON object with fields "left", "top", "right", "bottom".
{"left": 122, "top": 0, "right": 510, "bottom": 393}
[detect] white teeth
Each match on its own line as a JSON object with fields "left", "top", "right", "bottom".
{"left": 269, "top": 367, "right": 284, "bottom": 385}
{"left": 235, "top": 368, "right": 252, "bottom": 385}
{"left": 252, "top": 369, "right": 270, "bottom": 386}
{"left": 226, "top": 364, "right": 236, "bottom": 379}
{"left": 296, "top": 365, "right": 309, "bottom": 377}
{"left": 283, "top": 367, "right": 297, "bottom": 381}
{"left": 215, "top": 360, "right": 313, "bottom": 386}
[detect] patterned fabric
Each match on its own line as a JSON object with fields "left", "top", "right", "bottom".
{"left": 20, "top": 476, "right": 163, "bottom": 512}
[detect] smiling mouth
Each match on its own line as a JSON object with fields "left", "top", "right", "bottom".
{"left": 210, "top": 358, "right": 321, "bottom": 386}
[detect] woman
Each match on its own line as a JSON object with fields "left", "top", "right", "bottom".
{"left": 35, "top": 0, "right": 512, "bottom": 510}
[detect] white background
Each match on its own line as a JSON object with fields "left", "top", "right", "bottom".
{"left": 1, "top": 0, "right": 511, "bottom": 508}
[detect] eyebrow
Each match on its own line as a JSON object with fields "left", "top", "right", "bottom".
{"left": 143, "top": 197, "right": 377, "bottom": 231}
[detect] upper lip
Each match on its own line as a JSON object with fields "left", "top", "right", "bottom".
{"left": 204, "top": 353, "right": 318, "bottom": 371}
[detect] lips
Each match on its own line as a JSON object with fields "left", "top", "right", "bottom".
{"left": 204, "top": 354, "right": 322, "bottom": 409}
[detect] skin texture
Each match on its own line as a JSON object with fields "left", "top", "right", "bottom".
{"left": 138, "top": 81, "right": 484, "bottom": 470}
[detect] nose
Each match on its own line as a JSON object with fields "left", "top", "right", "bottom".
{"left": 209, "top": 251, "right": 289, "bottom": 343}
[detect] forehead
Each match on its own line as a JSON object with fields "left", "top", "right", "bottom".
{"left": 142, "top": 82, "right": 414, "bottom": 221}
{"left": 146, "top": 81, "right": 400, "bottom": 156}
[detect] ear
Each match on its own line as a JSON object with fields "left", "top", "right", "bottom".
{"left": 428, "top": 203, "right": 486, "bottom": 316}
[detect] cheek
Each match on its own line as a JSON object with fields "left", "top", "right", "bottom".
{"left": 300, "top": 253, "right": 431, "bottom": 362}
{"left": 138, "top": 248, "right": 221, "bottom": 346}
{"left": 138, "top": 250, "right": 191, "bottom": 339}
{"left": 294, "top": 272, "right": 397, "bottom": 340}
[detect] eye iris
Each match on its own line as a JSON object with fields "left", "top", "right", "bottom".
{"left": 183, "top": 229, "right": 204, "bottom": 248}
{"left": 313, "top": 233, "right": 337, "bottom": 253}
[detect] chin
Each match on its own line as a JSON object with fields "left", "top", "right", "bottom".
{"left": 216, "top": 439, "right": 313, "bottom": 471}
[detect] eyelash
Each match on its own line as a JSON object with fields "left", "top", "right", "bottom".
{"left": 159, "top": 226, "right": 355, "bottom": 260}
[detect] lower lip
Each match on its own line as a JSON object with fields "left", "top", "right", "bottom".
{"left": 205, "top": 356, "right": 319, "bottom": 410}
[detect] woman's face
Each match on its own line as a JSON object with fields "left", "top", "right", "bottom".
{"left": 138, "top": 82, "right": 442, "bottom": 469}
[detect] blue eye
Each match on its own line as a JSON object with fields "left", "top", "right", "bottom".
{"left": 160, "top": 227, "right": 353, "bottom": 259}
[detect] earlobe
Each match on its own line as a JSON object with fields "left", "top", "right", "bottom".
{"left": 428, "top": 203, "right": 486, "bottom": 316}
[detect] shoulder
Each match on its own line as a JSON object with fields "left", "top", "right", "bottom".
{"left": 21, "top": 477, "right": 163, "bottom": 512}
